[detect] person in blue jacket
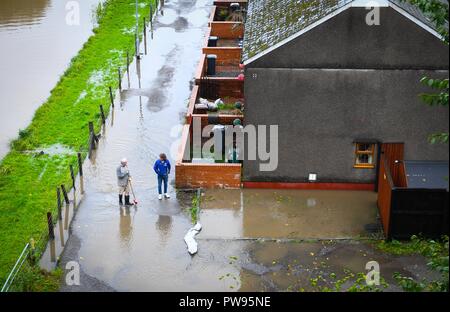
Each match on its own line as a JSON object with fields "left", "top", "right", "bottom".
{"left": 153, "top": 153, "right": 171, "bottom": 200}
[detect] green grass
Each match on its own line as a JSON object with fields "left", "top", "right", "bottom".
{"left": 7, "top": 265, "right": 63, "bottom": 292}
{"left": 0, "top": 0, "right": 156, "bottom": 287}
{"left": 374, "top": 235, "right": 448, "bottom": 257}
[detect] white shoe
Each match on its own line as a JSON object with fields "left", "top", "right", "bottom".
{"left": 158, "top": 194, "right": 163, "bottom": 200}
{"left": 164, "top": 193, "right": 170, "bottom": 199}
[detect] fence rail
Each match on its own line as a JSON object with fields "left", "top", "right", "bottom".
{"left": 1, "top": 244, "right": 30, "bottom": 292}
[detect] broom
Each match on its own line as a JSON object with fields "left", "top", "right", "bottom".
{"left": 128, "top": 179, "right": 138, "bottom": 205}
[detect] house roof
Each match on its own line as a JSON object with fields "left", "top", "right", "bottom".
{"left": 242, "top": 0, "right": 446, "bottom": 64}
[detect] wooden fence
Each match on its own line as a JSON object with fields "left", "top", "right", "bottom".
{"left": 377, "top": 154, "right": 449, "bottom": 239}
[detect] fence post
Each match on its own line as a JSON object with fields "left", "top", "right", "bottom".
{"left": 144, "top": 18, "right": 147, "bottom": 55}
{"left": 109, "top": 86, "right": 115, "bottom": 108}
{"left": 99, "top": 105, "right": 106, "bottom": 124}
{"left": 135, "top": 33, "right": 139, "bottom": 61}
{"left": 47, "top": 212, "right": 55, "bottom": 240}
{"left": 88, "top": 121, "right": 95, "bottom": 137}
{"left": 150, "top": 4, "right": 153, "bottom": 32}
{"left": 29, "top": 238, "right": 36, "bottom": 265}
{"left": 88, "top": 121, "right": 98, "bottom": 159}
{"left": 64, "top": 201, "right": 70, "bottom": 230}
{"left": 57, "top": 187, "right": 62, "bottom": 220}
{"left": 89, "top": 134, "right": 94, "bottom": 159}
{"left": 57, "top": 202, "right": 62, "bottom": 221}
{"left": 61, "top": 184, "right": 70, "bottom": 205}
{"left": 77, "top": 152, "right": 84, "bottom": 194}
{"left": 126, "top": 51, "right": 130, "bottom": 87}
{"left": 77, "top": 153, "right": 83, "bottom": 177}
{"left": 69, "top": 164, "right": 76, "bottom": 190}
{"left": 118, "top": 67, "right": 122, "bottom": 91}
{"left": 57, "top": 186, "right": 61, "bottom": 206}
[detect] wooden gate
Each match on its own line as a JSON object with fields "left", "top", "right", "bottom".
{"left": 379, "top": 143, "right": 405, "bottom": 187}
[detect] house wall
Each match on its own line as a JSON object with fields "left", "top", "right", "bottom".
{"left": 243, "top": 7, "right": 449, "bottom": 183}
{"left": 243, "top": 68, "right": 449, "bottom": 183}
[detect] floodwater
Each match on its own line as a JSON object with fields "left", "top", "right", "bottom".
{"left": 50, "top": 0, "right": 435, "bottom": 292}
{"left": 199, "top": 189, "right": 381, "bottom": 239}
{"left": 54, "top": 0, "right": 229, "bottom": 291}
{"left": 0, "top": 0, "right": 101, "bottom": 159}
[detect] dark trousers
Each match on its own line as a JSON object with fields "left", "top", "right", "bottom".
{"left": 157, "top": 174, "right": 168, "bottom": 194}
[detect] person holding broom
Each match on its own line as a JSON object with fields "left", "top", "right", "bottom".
{"left": 117, "top": 158, "right": 135, "bottom": 206}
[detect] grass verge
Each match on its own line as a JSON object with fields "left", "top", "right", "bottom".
{"left": 0, "top": 0, "right": 156, "bottom": 289}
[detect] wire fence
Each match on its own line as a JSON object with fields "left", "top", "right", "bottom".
{"left": 0, "top": 0, "right": 160, "bottom": 293}
{"left": 0, "top": 194, "right": 64, "bottom": 292}
{"left": 0, "top": 150, "right": 86, "bottom": 292}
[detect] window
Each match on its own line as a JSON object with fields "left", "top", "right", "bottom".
{"left": 354, "top": 143, "right": 376, "bottom": 169}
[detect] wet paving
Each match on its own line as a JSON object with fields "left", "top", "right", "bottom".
{"left": 53, "top": 0, "right": 437, "bottom": 292}
{"left": 0, "top": 0, "right": 101, "bottom": 159}
{"left": 231, "top": 239, "right": 440, "bottom": 292}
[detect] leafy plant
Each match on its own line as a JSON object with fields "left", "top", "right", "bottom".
{"left": 227, "top": 11, "right": 244, "bottom": 22}
{"left": 311, "top": 270, "right": 389, "bottom": 292}
{"left": 406, "top": 0, "right": 449, "bottom": 143}
{"left": 18, "top": 129, "right": 31, "bottom": 139}
{"left": 376, "top": 235, "right": 449, "bottom": 292}
{"left": 190, "top": 193, "right": 199, "bottom": 224}
{"left": 217, "top": 8, "right": 229, "bottom": 21}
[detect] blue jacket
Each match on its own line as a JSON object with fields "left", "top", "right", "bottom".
{"left": 153, "top": 159, "right": 171, "bottom": 176}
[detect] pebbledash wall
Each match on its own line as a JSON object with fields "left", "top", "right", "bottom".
{"left": 243, "top": 7, "right": 449, "bottom": 185}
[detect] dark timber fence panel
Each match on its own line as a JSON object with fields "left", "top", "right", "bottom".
{"left": 378, "top": 153, "right": 449, "bottom": 239}
{"left": 199, "top": 77, "right": 219, "bottom": 99}
{"left": 390, "top": 188, "right": 449, "bottom": 239}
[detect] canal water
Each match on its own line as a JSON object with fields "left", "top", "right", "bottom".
{"left": 0, "top": 0, "right": 101, "bottom": 159}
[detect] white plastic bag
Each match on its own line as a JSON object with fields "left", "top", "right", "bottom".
{"left": 184, "top": 222, "right": 202, "bottom": 255}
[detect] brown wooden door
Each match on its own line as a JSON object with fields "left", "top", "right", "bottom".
{"left": 379, "top": 143, "right": 405, "bottom": 187}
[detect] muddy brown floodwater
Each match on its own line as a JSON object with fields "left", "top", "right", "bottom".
{"left": 200, "top": 189, "right": 381, "bottom": 239}
{"left": 52, "top": 0, "right": 437, "bottom": 292}
{"left": 0, "top": 0, "right": 101, "bottom": 159}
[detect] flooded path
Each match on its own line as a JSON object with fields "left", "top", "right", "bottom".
{"left": 0, "top": 0, "right": 101, "bottom": 159}
{"left": 54, "top": 1, "right": 436, "bottom": 292}
{"left": 58, "top": 0, "right": 221, "bottom": 291}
